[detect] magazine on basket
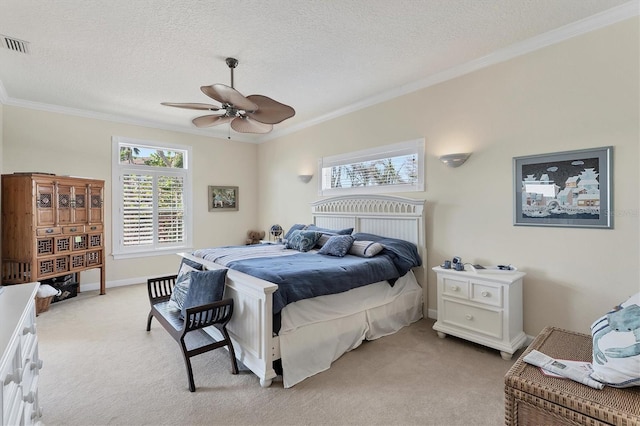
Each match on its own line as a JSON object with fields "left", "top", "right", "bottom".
{"left": 523, "top": 350, "right": 604, "bottom": 389}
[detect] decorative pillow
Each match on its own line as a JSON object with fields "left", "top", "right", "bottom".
{"left": 318, "top": 235, "right": 354, "bottom": 257}
{"left": 180, "top": 257, "right": 204, "bottom": 271}
{"left": 181, "top": 268, "right": 228, "bottom": 320}
{"left": 285, "top": 230, "right": 321, "bottom": 252}
{"left": 590, "top": 292, "right": 640, "bottom": 388}
{"left": 315, "top": 234, "right": 332, "bottom": 248}
{"left": 167, "top": 263, "right": 197, "bottom": 311}
{"left": 349, "top": 240, "right": 384, "bottom": 258}
{"left": 284, "top": 224, "right": 307, "bottom": 240}
{"left": 305, "top": 224, "right": 353, "bottom": 236}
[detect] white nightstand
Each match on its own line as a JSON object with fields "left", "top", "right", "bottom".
{"left": 432, "top": 266, "right": 526, "bottom": 360}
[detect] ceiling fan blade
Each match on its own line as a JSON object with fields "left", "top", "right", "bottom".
{"left": 230, "top": 116, "right": 273, "bottom": 134}
{"left": 192, "top": 115, "right": 234, "bottom": 128}
{"left": 161, "top": 102, "right": 221, "bottom": 111}
{"left": 245, "top": 95, "right": 296, "bottom": 124}
{"left": 201, "top": 84, "right": 258, "bottom": 112}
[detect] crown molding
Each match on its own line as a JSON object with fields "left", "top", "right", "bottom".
{"left": 0, "top": 94, "right": 260, "bottom": 144}
{"left": 264, "top": 1, "right": 639, "bottom": 142}
{"left": 2, "top": 1, "right": 637, "bottom": 144}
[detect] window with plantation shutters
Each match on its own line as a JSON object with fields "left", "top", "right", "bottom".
{"left": 319, "top": 139, "right": 425, "bottom": 196}
{"left": 112, "top": 137, "right": 192, "bottom": 259}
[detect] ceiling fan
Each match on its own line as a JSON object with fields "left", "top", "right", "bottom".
{"left": 162, "top": 57, "right": 295, "bottom": 134}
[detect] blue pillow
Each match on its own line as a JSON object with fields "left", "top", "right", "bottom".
{"left": 285, "top": 230, "right": 321, "bottom": 252}
{"left": 180, "top": 268, "right": 228, "bottom": 319}
{"left": 168, "top": 263, "right": 197, "bottom": 311}
{"left": 284, "top": 224, "right": 307, "bottom": 240}
{"left": 180, "top": 257, "right": 204, "bottom": 271}
{"left": 305, "top": 224, "right": 353, "bottom": 235}
{"left": 318, "top": 235, "right": 354, "bottom": 257}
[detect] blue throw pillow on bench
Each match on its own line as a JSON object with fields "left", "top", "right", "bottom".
{"left": 180, "top": 268, "right": 228, "bottom": 320}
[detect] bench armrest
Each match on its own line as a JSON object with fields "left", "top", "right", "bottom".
{"left": 183, "top": 298, "right": 234, "bottom": 333}
{"left": 148, "top": 275, "right": 178, "bottom": 304}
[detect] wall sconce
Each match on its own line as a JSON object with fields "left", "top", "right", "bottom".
{"left": 439, "top": 153, "right": 471, "bottom": 168}
{"left": 298, "top": 174, "right": 313, "bottom": 183}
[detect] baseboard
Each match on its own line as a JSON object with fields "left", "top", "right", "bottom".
{"left": 78, "top": 276, "right": 151, "bottom": 292}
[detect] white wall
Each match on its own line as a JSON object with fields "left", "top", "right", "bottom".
{"left": 1, "top": 107, "right": 259, "bottom": 284}
{"left": 257, "top": 18, "right": 640, "bottom": 335}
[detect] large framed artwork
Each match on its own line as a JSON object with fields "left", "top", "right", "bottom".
{"left": 513, "top": 146, "right": 613, "bottom": 229}
{"left": 208, "top": 186, "right": 239, "bottom": 212}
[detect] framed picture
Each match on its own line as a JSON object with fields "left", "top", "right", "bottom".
{"left": 513, "top": 146, "right": 613, "bottom": 228}
{"left": 208, "top": 186, "right": 239, "bottom": 212}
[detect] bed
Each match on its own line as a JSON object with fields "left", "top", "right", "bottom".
{"left": 179, "top": 194, "right": 426, "bottom": 387}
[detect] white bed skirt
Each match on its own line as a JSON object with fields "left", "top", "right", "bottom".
{"left": 279, "top": 271, "right": 423, "bottom": 387}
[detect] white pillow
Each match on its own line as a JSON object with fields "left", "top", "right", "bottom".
{"left": 590, "top": 292, "right": 640, "bottom": 388}
{"left": 348, "top": 240, "right": 384, "bottom": 258}
{"left": 167, "top": 263, "right": 197, "bottom": 311}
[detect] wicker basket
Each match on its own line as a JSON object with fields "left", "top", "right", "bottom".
{"left": 35, "top": 296, "right": 53, "bottom": 315}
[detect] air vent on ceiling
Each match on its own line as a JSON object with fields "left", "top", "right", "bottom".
{"left": 1, "top": 35, "right": 30, "bottom": 54}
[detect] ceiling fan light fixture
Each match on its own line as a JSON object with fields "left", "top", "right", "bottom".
{"left": 162, "top": 57, "right": 294, "bottom": 134}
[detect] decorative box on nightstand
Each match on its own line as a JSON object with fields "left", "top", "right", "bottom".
{"left": 432, "top": 266, "right": 527, "bottom": 360}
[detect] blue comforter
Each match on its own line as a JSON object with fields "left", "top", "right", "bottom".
{"left": 195, "top": 233, "right": 421, "bottom": 314}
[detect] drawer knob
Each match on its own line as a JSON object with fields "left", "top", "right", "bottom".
{"left": 23, "top": 324, "right": 36, "bottom": 335}
{"left": 465, "top": 314, "right": 474, "bottom": 321}
{"left": 481, "top": 291, "right": 490, "bottom": 297}
{"left": 70, "top": 227, "right": 77, "bottom": 232}
{"left": 451, "top": 285, "right": 459, "bottom": 292}
{"left": 30, "top": 359, "right": 44, "bottom": 370}
{"left": 46, "top": 228, "right": 54, "bottom": 234}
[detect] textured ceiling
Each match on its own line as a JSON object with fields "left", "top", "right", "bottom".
{"left": 0, "top": 0, "right": 636, "bottom": 142}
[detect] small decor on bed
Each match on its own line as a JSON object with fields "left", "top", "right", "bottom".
{"left": 246, "top": 230, "right": 266, "bottom": 245}
{"left": 318, "top": 235, "right": 354, "bottom": 257}
{"left": 285, "top": 230, "right": 322, "bottom": 252}
{"left": 590, "top": 292, "right": 640, "bottom": 388}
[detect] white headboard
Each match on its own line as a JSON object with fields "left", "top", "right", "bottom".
{"left": 311, "top": 195, "right": 427, "bottom": 293}
{"left": 311, "top": 195, "right": 425, "bottom": 248}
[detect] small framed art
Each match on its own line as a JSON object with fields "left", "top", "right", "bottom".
{"left": 513, "top": 146, "right": 612, "bottom": 228}
{"left": 208, "top": 185, "right": 239, "bottom": 212}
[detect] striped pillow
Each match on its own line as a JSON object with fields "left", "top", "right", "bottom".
{"left": 349, "top": 240, "right": 384, "bottom": 258}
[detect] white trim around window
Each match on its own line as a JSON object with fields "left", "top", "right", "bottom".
{"left": 111, "top": 136, "right": 193, "bottom": 259}
{"left": 318, "top": 138, "right": 425, "bottom": 196}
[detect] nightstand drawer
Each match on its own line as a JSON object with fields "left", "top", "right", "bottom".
{"left": 442, "top": 299, "right": 503, "bottom": 339}
{"left": 470, "top": 281, "right": 502, "bottom": 307}
{"left": 442, "top": 276, "right": 469, "bottom": 299}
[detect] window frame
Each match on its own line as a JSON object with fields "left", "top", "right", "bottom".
{"left": 318, "top": 139, "right": 425, "bottom": 196}
{"left": 111, "top": 136, "right": 193, "bottom": 259}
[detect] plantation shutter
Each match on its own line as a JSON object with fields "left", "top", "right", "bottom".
{"left": 122, "top": 174, "right": 153, "bottom": 246}
{"left": 157, "top": 175, "right": 184, "bottom": 244}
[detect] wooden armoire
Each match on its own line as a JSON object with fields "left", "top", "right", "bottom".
{"left": 1, "top": 173, "right": 105, "bottom": 294}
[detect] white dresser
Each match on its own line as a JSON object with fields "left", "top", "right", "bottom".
{"left": 0, "top": 283, "right": 43, "bottom": 426}
{"left": 432, "top": 266, "right": 526, "bottom": 360}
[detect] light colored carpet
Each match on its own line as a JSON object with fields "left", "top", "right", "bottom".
{"left": 36, "top": 284, "right": 521, "bottom": 425}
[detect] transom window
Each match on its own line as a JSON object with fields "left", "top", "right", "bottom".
{"left": 112, "top": 137, "right": 192, "bottom": 259}
{"left": 319, "top": 139, "right": 424, "bottom": 196}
